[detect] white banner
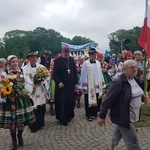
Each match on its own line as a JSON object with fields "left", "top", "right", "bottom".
{"left": 61, "top": 42, "right": 94, "bottom": 51}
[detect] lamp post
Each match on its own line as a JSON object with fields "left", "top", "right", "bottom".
{"left": 120, "top": 40, "right": 124, "bottom": 53}
{"left": 108, "top": 35, "right": 130, "bottom": 53}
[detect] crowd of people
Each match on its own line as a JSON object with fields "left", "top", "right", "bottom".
{"left": 0, "top": 47, "right": 149, "bottom": 150}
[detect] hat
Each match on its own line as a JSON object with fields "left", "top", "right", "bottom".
{"left": 7, "top": 55, "right": 17, "bottom": 61}
{"left": 88, "top": 48, "right": 98, "bottom": 54}
{"left": 27, "top": 51, "right": 38, "bottom": 58}
{"left": 44, "top": 50, "right": 51, "bottom": 55}
{"left": 62, "top": 46, "right": 70, "bottom": 53}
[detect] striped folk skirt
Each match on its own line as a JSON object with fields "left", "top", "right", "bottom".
{"left": 0, "top": 95, "right": 35, "bottom": 130}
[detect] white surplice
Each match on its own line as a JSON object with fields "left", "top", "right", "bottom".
{"left": 80, "top": 59, "right": 104, "bottom": 107}
{"left": 22, "top": 63, "right": 50, "bottom": 107}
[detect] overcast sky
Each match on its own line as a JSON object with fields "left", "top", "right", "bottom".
{"left": 0, "top": 0, "right": 146, "bottom": 53}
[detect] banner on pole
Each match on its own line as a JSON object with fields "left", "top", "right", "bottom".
{"left": 61, "top": 42, "right": 94, "bottom": 51}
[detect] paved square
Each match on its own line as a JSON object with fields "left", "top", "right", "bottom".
{"left": 0, "top": 100, "right": 149, "bottom": 150}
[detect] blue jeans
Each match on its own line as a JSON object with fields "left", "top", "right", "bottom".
{"left": 112, "top": 123, "right": 141, "bottom": 150}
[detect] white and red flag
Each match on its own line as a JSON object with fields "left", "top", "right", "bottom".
{"left": 138, "top": 0, "right": 150, "bottom": 57}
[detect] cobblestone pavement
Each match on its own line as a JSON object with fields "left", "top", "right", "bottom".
{"left": 0, "top": 99, "right": 150, "bottom": 150}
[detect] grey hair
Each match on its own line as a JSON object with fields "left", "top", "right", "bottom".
{"left": 122, "top": 60, "right": 136, "bottom": 71}
{"left": 0, "top": 58, "right": 6, "bottom": 63}
{"left": 133, "top": 50, "right": 142, "bottom": 56}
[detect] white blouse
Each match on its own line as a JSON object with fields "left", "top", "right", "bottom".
{"left": 127, "top": 78, "right": 144, "bottom": 122}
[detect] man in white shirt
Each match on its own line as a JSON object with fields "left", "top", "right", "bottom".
{"left": 80, "top": 48, "right": 104, "bottom": 121}
{"left": 22, "top": 51, "right": 50, "bottom": 132}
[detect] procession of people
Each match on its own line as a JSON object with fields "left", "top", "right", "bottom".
{"left": 0, "top": 46, "right": 150, "bottom": 150}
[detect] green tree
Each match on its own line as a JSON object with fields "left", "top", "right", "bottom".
{"left": 1, "top": 27, "right": 99, "bottom": 58}
{"left": 30, "top": 27, "right": 71, "bottom": 55}
{"left": 71, "top": 36, "right": 98, "bottom": 47}
{"left": 3, "top": 30, "right": 31, "bottom": 58}
{"left": 108, "top": 26, "right": 142, "bottom": 54}
{"left": 0, "top": 38, "right": 6, "bottom": 58}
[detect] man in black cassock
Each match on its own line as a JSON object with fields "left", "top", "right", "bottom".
{"left": 53, "top": 46, "right": 78, "bottom": 126}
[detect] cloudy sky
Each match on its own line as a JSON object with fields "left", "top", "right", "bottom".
{"left": 0, "top": 0, "right": 146, "bottom": 52}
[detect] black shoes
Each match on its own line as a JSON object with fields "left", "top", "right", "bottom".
{"left": 30, "top": 123, "right": 45, "bottom": 133}
{"left": 31, "top": 129, "right": 38, "bottom": 133}
{"left": 11, "top": 143, "right": 17, "bottom": 150}
{"left": 59, "top": 122, "right": 68, "bottom": 126}
{"left": 87, "top": 116, "right": 97, "bottom": 121}
{"left": 87, "top": 117, "right": 93, "bottom": 121}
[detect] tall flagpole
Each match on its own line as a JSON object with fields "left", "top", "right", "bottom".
{"left": 143, "top": 50, "right": 147, "bottom": 96}
{"left": 138, "top": 0, "right": 150, "bottom": 95}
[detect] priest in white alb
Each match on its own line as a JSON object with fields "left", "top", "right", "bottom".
{"left": 80, "top": 48, "right": 105, "bottom": 121}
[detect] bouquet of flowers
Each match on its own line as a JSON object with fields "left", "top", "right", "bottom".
{"left": 0, "top": 74, "right": 25, "bottom": 100}
{"left": 33, "top": 66, "right": 50, "bottom": 85}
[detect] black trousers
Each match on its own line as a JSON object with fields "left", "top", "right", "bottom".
{"left": 84, "top": 93, "right": 102, "bottom": 118}
{"left": 28, "top": 104, "right": 46, "bottom": 131}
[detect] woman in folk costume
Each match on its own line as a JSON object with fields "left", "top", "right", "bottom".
{"left": 48, "top": 60, "right": 55, "bottom": 116}
{"left": 22, "top": 51, "right": 50, "bottom": 133}
{"left": 0, "top": 58, "right": 6, "bottom": 110}
{"left": 80, "top": 48, "right": 105, "bottom": 121}
{"left": 74, "top": 56, "right": 82, "bottom": 108}
{"left": 96, "top": 52, "right": 112, "bottom": 93}
{"left": 0, "top": 55, "right": 35, "bottom": 150}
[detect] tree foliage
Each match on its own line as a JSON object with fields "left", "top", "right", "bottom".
{"left": 0, "top": 27, "right": 96, "bottom": 58}
{"left": 71, "top": 36, "right": 98, "bottom": 47}
{"left": 0, "top": 26, "right": 143, "bottom": 58}
{"left": 108, "top": 26, "right": 142, "bottom": 54}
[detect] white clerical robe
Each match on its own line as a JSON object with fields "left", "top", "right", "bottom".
{"left": 80, "top": 59, "right": 104, "bottom": 107}
{"left": 22, "top": 63, "right": 50, "bottom": 107}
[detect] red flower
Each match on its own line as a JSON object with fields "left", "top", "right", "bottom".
{"left": 36, "top": 95, "right": 40, "bottom": 98}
